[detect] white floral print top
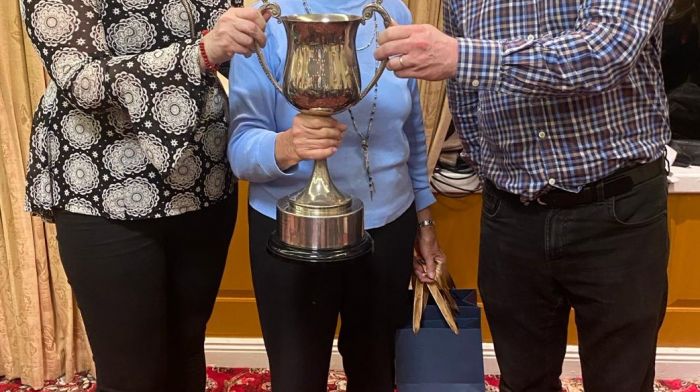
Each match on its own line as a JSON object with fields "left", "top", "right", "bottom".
{"left": 22, "top": 0, "right": 238, "bottom": 221}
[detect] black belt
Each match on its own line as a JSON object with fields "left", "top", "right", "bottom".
{"left": 488, "top": 158, "right": 666, "bottom": 208}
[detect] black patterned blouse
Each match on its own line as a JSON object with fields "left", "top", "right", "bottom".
{"left": 22, "top": 0, "right": 241, "bottom": 221}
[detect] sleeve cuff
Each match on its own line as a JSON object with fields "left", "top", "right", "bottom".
{"left": 414, "top": 188, "right": 437, "bottom": 211}
{"left": 182, "top": 39, "right": 205, "bottom": 86}
{"left": 259, "top": 132, "right": 298, "bottom": 179}
{"left": 454, "top": 38, "right": 503, "bottom": 91}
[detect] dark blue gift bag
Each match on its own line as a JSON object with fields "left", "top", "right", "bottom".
{"left": 395, "top": 289, "right": 485, "bottom": 392}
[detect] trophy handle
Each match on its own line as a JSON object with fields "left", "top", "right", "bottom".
{"left": 255, "top": 1, "right": 284, "bottom": 95}
{"left": 358, "top": 2, "right": 392, "bottom": 101}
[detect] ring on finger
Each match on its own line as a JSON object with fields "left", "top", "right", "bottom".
{"left": 399, "top": 55, "right": 406, "bottom": 68}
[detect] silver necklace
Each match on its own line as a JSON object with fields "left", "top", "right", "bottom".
{"left": 301, "top": 0, "right": 379, "bottom": 51}
{"left": 348, "top": 82, "right": 379, "bottom": 199}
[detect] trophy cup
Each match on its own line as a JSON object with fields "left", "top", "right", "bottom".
{"left": 255, "top": 0, "right": 392, "bottom": 262}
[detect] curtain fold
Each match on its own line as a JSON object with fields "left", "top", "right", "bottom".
{"left": 0, "top": 1, "right": 93, "bottom": 388}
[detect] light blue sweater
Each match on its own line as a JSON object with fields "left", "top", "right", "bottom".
{"left": 227, "top": 0, "right": 435, "bottom": 229}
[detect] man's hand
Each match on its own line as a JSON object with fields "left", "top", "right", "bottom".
{"left": 374, "top": 24, "right": 459, "bottom": 81}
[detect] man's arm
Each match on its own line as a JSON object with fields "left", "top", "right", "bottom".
{"left": 376, "top": 0, "right": 672, "bottom": 96}
{"left": 440, "top": 0, "right": 480, "bottom": 165}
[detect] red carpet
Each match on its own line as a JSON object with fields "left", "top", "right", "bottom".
{"left": 1, "top": 368, "right": 699, "bottom": 391}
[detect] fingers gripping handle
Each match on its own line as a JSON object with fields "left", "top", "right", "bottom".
{"left": 359, "top": 2, "right": 392, "bottom": 101}
{"left": 255, "top": 1, "right": 284, "bottom": 95}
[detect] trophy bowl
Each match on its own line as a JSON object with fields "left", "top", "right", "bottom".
{"left": 255, "top": 1, "right": 392, "bottom": 262}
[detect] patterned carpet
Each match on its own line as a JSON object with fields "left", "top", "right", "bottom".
{"left": 1, "top": 368, "right": 699, "bottom": 391}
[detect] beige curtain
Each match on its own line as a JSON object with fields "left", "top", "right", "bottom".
{"left": 0, "top": 1, "right": 93, "bottom": 388}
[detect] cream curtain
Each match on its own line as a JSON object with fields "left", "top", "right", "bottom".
{"left": 0, "top": 1, "right": 93, "bottom": 388}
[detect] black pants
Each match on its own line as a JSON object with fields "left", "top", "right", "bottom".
{"left": 249, "top": 205, "right": 417, "bottom": 392}
{"left": 54, "top": 194, "right": 237, "bottom": 392}
{"left": 479, "top": 173, "right": 669, "bottom": 392}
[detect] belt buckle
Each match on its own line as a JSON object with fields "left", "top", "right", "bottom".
{"left": 536, "top": 197, "right": 548, "bottom": 206}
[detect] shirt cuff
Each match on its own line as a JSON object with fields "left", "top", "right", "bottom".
{"left": 454, "top": 38, "right": 502, "bottom": 91}
{"left": 414, "top": 188, "right": 437, "bottom": 211}
{"left": 258, "top": 132, "right": 298, "bottom": 179}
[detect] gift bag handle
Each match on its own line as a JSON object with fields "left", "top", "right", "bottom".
{"left": 412, "top": 275, "right": 460, "bottom": 335}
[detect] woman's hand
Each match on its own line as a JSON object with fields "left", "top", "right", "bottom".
{"left": 201, "top": 7, "right": 270, "bottom": 68}
{"left": 275, "top": 114, "right": 348, "bottom": 170}
{"left": 414, "top": 209, "right": 446, "bottom": 284}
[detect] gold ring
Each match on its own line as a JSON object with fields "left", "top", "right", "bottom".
{"left": 399, "top": 55, "right": 406, "bottom": 68}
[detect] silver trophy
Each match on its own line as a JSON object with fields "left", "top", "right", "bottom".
{"left": 255, "top": 1, "right": 392, "bottom": 262}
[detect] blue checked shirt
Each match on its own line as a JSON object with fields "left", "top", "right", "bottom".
{"left": 444, "top": 0, "right": 673, "bottom": 200}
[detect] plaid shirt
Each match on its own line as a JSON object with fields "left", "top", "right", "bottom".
{"left": 444, "top": 0, "right": 673, "bottom": 200}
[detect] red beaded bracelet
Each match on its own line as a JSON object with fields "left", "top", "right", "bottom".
{"left": 199, "top": 30, "right": 219, "bottom": 73}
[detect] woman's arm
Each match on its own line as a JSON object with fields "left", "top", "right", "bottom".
{"left": 228, "top": 31, "right": 292, "bottom": 183}
{"left": 22, "top": 0, "right": 266, "bottom": 172}
{"left": 23, "top": 0, "right": 206, "bottom": 115}
{"left": 402, "top": 78, "right": 443, "bottom": 283}
{"left": 403, "top": 79, "right": 437, "bottom": 212}
{"left": 227, "top": 28, "right": 345, "bottom": 183}
{"left": 414, "top": 207, "right": 444, "bottom": 283}
{"left": 403, "top": 75, "right": 443, "bottom": 283}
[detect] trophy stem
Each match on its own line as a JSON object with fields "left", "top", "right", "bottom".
{"left": 270, "top": 157, "right": 374, "bottom": 262}
{"left": 288, "top": 159, "right": 353, "bottom": 214}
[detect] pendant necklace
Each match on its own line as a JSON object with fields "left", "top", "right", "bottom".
{"left": 348, "top": 83, "right": 379, "bottom": 199}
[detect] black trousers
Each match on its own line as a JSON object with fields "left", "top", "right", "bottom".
{"left": 249, "top": 205, "right": 417, "bottom": 392}
{"left": 479, "top": 173, "right": 669, "bottom": 392}
{"left": 54, "top": 194, "right": 237, "bottom": 392}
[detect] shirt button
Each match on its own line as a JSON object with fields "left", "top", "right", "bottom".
{"left": 471, "top": 79, "right": 480, "bottom": 87}
{"left": 527, "top": 34, "right": 535, "bottom": 41}
{"left": 548, "top": 178, "right": 557, "bottom": 186}
{"left": 538, "top": 131, "right": 546, "bottom": 139}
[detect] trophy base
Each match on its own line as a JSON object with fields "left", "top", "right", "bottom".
{"left": 267, "top": 197, "right": 374, "bottom": 263}
{"left": 268, "top": 232, "right": 373, "bottom": 263}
